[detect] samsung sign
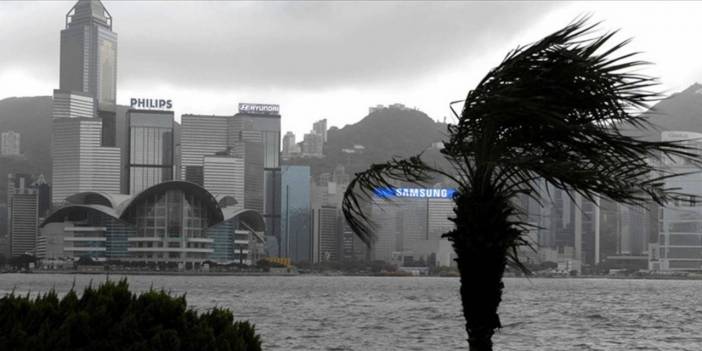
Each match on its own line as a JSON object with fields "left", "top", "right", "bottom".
{"left": 130, "top": 98, "right": 173, "bottom": 110}
{"left": 238, "top": 103, "right": 280, "bottom": 115}
{"left": 373, "top": 187, "right": 456, "bottom": 199}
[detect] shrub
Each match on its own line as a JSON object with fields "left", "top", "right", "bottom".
{"left": 0, "top": 279, "right": 261, "bottom": 351}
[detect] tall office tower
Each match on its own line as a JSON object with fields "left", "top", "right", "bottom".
{"left": 60, "top": 0, "right": 118, "bottom": 146}
{"left": 264, "top": 168, "right": 281, "bottom": 248}
{"left": 1, "top": 131, "right": 21, "bottom": 156}
{"left": 370, "top": 202, "right": 401, "bottom": 262}
{"left": 396, "top": 198, "right": 428, "bottom": 250}
{"left": 650, "top": 131, "right": 702, "bottom": 271}
{"left": 180, "top": 114, "right": 229, "bottom": 185}
{"left": 8, "top": 174, "right": 38, "bottom": 257}
{"left": 126, "top": 109, "right": 175, "bottom": 194}
{"left": 30, "top": 175, "right": 52, "bottom": 218}
{"left": 315, "top": 205, "right": 339, "bottom": 262}
{"left": 51, "top": 90, "right": 95, "bottom": 119}
{"left": 338, "top": 218, "right": 356, "bottom": 261}
{"left": 51, "top": 0, "right": 120, "bottom": 203}
{"left": 204, "top": 155, "right": 245, "bottom": 206}
{"left": 428, "top": 198, "right": 454, "bottom": 240}
{"left": 312, "top": 118, "right": 327, "bottom": 142}
{"left": 0, "top": 205, "right": 8, "bottom": 257}
{"left": 181, "top": 104, "right": 281, "bottom": 248}
{"left": 51, "top": 118, "right": 120, "bottom": 203}
{"left": 233, "top": 104, "right": 281, "bottom": 244}
{"left": 281, "top": 166, "right": 311, "bottom": 262}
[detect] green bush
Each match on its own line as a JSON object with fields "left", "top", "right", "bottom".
{"left": 0, "top": 279, "right": 261, "bottom": 351}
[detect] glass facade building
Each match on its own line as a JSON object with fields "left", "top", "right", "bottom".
{"left": 652, "top": 131, "right": 702, "bottom": 271}
{"left": 60, "top": 0, "right": 118, "bottom": 145}
{"left": 180, "top": 110, "right": 281, "bottom": 244}
{"left": 126, "top": 109, "right": 175, "bottom": 194}
{"left": 122, "top": 188, "right": 212, "bottom": 261}
{"left": 40, "top": 181, "right": 265, "bottom": 264}
{"left": 281, "top": 166, "right": 311, "bottom": 262}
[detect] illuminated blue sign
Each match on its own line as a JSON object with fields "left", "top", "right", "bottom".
{"left": 373, "top": 187, "right": 456, "bottom": 199}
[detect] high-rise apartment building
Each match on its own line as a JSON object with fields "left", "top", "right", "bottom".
{"left": 126, "top": 109, "right": 175, "bottom": 194}
{"left": 282, "top": 131, "right": 300, "bottom": 159}
{"left": 302, "top": 132, "right": 324, "bottom": 157}
{"left": 1, "top": 131, "right": 21, "bottom": 156}
{"left": 313, "top": 118, "right": 327, "bottom": 142}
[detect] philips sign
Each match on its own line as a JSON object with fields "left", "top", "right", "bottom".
{"left": 373, "top": 187, "right": 456, "bottom": 199}
{"left": 238, "top": 103, "right": 280, "bottom": 115}
{"left": 130, "top": 98, "right": 173, "bottom": 110}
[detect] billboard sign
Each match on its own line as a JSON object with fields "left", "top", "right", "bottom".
{"left": 238, "top": 103, "right": 280, "bottom": 115}
{"left": 373, "top": 187, "right": 456, "bottom": 199}
{"left": 130, "top": 98, "right": 173, "bottom": 110}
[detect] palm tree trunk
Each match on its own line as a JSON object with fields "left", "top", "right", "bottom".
{"left": 456, "top": 248, "right": 506, "bottom": 351}
{"left": 451, "top": 182, "right": 510, "bottom": 351}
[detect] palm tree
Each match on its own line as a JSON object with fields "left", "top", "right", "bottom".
{"left": 342, "top": 19, "right": 698, "bottom": 351}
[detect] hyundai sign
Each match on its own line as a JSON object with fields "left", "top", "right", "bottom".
{"left": 238, "top": 103, "right": 280, "bottom": 115}
{"left": 130, "top": 98, "right": 173, "bottom": 110}
{"left": 373, "top": 187, "right": 456, "bottom": 199}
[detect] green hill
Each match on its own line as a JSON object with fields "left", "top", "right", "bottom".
{"left": 285, "top": 106, "right": 448, "bottom": 179}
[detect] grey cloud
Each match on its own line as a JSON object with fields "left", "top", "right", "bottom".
{"left": 0, "top": 1, "right": 559, "bottom": 91}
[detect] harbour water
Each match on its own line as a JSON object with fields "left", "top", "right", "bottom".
{"left": 1, "top": 274, "right": 700, "bottom": 351}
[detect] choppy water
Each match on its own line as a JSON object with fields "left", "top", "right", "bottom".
{"left": 1, "top": 274, "right": 700, "bottom": 351}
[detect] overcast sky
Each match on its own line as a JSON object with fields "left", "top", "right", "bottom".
{"left": 2, "top": 1, "right": 702, "bottom": 138}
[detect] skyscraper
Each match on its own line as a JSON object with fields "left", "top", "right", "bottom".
{"left": 315, "top": 206, "right": 339, "bottom": 262}
{"left": 650, "top": 131, "right": 702, "bottom": 271}
{"left": 126, "top": 109, "right": 175, "bottom": 194}
{"left": 8, "top": 174, "right": 38, "bottom": 257}
{"left": 52, "top": 118, "right": 120, "bottom": 203}
{"left": 180, "top": 114, "right": 229, "bottom": 185}
{"left": 232, "top": 104, "right": 281, "bottom": 244}
{"left": 51, "top": 90, "right": 95, "bottom": 119}
{"left": 52, "top": 0, "right": 121, "bottom": 203}
{"left": 60, "top": 0, "right": 118, "bottom": 145}
{"left": 180, "top": 105, "right": 280, "bottom": 251}
{"left": 281, "top": 165, "right": 311, "bottom": 262}
{"left": 203, "top": 155, "right": 245, "bottom": 206}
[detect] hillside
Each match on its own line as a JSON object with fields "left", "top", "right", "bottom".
{"left": 645, "top": 83, "right": 702, "bottom": 134}
{"left": 0, "top": 96, "right": 133, "bottom": 202}
{"left": 285, "top": 106, "right": 448, "bottom": 178}
{"left": 0, "top": 96, "right": 53, "bottom": 201}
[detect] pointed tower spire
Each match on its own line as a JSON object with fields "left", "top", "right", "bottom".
{"left": 66, "top": 0, "right": 112, "bottom": 29}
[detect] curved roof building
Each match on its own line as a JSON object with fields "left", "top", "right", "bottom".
{"left": 41, "top": 181, "right": 264, "bottom": 264}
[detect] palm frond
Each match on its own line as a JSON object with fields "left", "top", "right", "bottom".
{"left": 341, "top": 155, "right": 442, "bottom": 246}
{"left": 448, "top": 16, "right": 699, "bottom": 208}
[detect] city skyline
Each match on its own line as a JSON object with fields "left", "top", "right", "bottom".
{"left": 4, "top": 1, "right": 702, "bottom": 138}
